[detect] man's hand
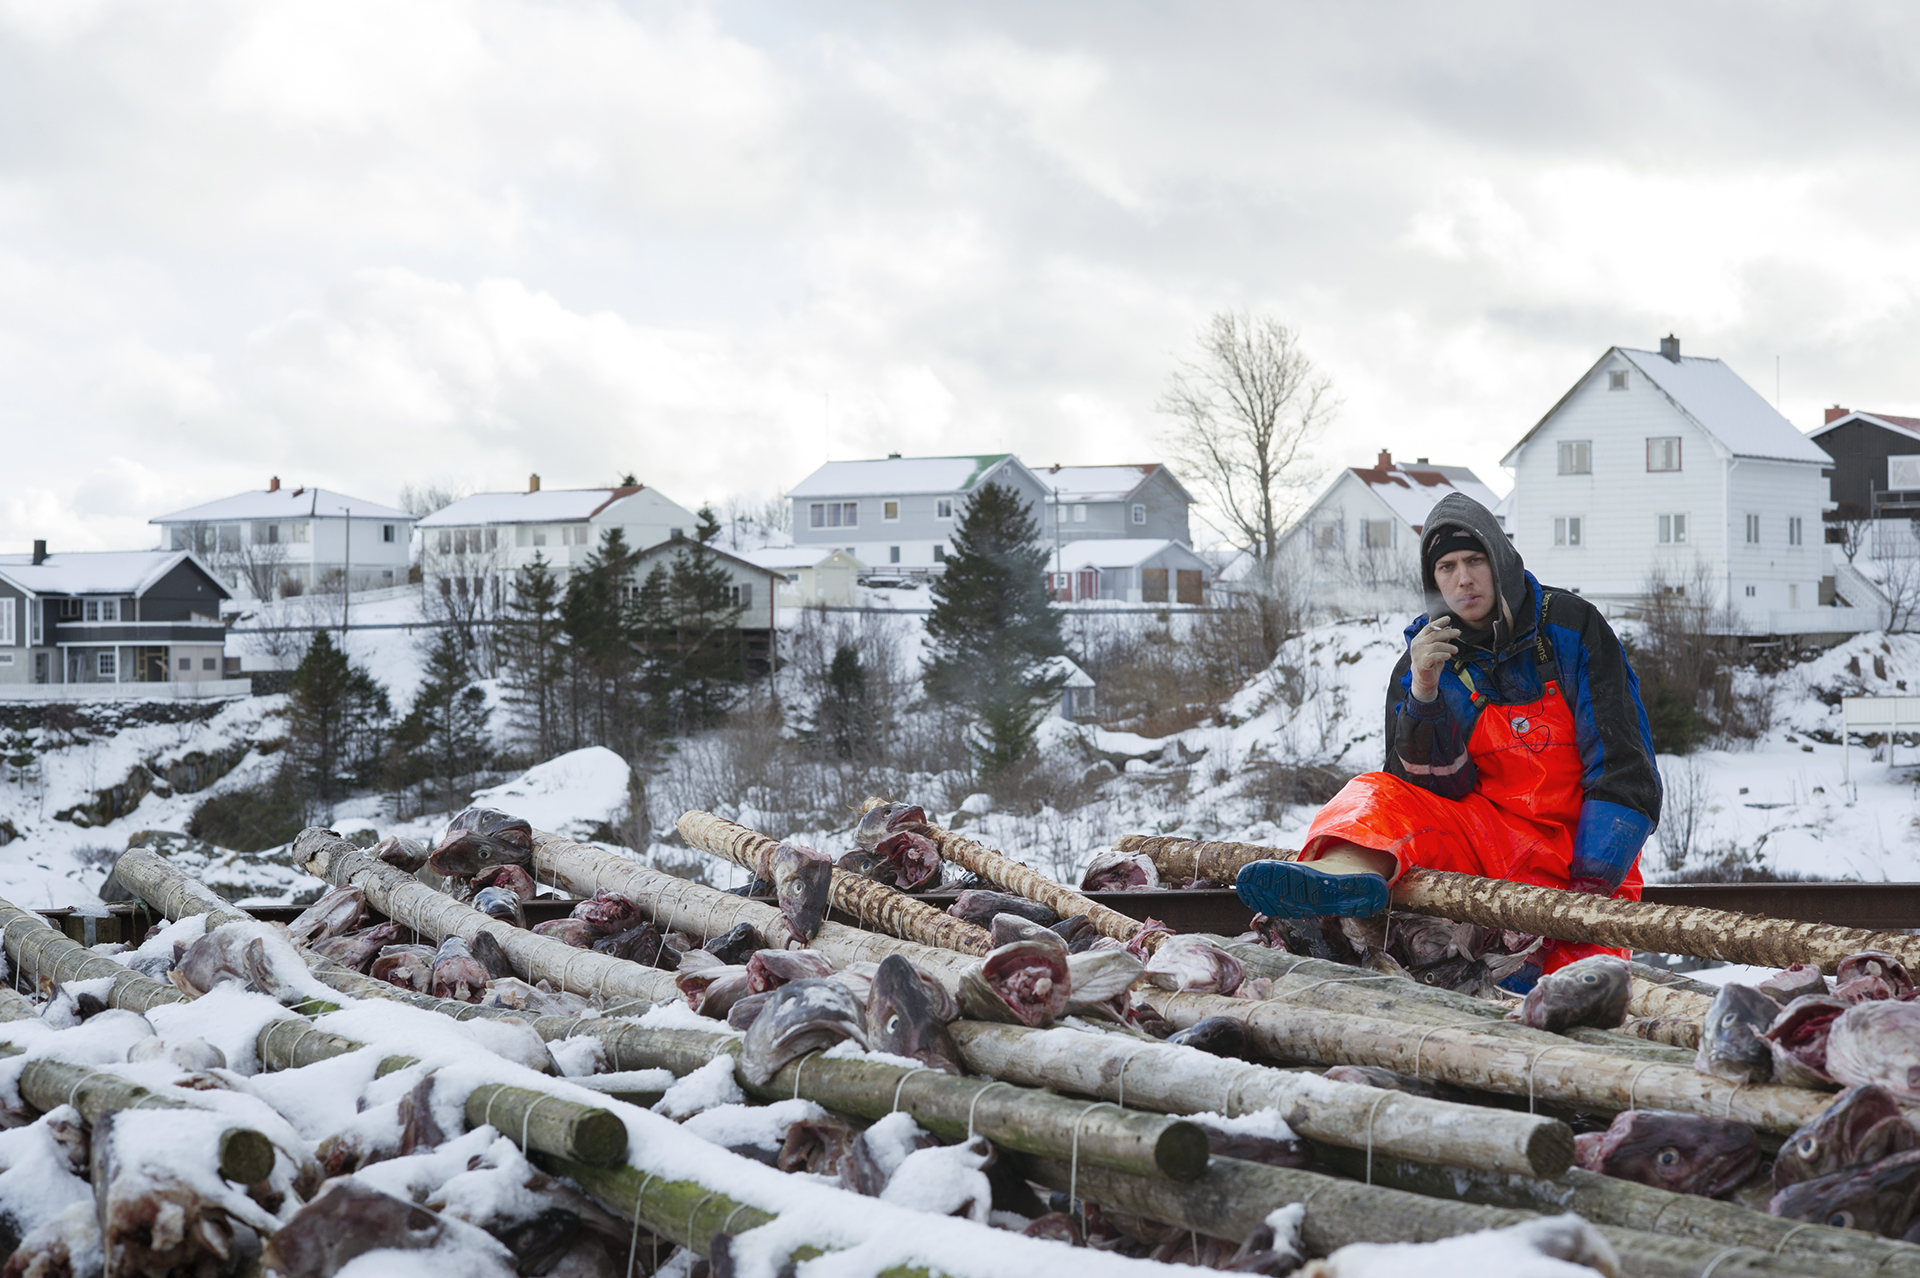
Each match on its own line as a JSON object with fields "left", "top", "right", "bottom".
{"left": 1409, "top": 616, "right": 1460, "bottom": 703}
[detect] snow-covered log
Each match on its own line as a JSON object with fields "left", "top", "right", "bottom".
{"left": 1138, "top": 987, "right": 1829, "bottom": 1135}
{"left": 1111, "top": 833, "right": 1288, "bottom": 883}
{"left": 531, "top": 827, "right": 982, "bottom": 993}
{"left": 1030, "top": 1153, "right": 1825, "bottom": 1278}
{"left": 294, "top": 827, "right": 681, "bottom": 1004}
{"left": 0, "top": 982, "right": 36, "bottom": 1022}
{"left": 106, "top": 847, "right": 253, "bottom": 932}
{"left": 918, "top": 817, "right": 1149, "bottom": 948}
{"left": 1119, "top": 833, "right": 1920, "bottom": 973}
{"left": 1323, "top": 1147, "right": 1920, "bottom": 1277}
{"left": 675, "top": 811, "right": 991, "bottom": 957}
{"left": 0, "top": 896, "right": 185, "bottom": 1014}
{"left": 947, "top": 1021, "right": 1573, "bottom": 1178}
{"left": 0, "top": 1045, "right": 273, "bottom": 1184}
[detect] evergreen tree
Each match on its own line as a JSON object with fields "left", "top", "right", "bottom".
{"left": 1, "top": 711, "right": 36, "bottom": 786}
{"left": 500, "top": 552, "right": 564, "bottom": 759}
{"left": 815, "top": 641, "right": 869, "bottom": 760}
{"left": 661, "top": 506, "right": 745, "bottom": 731}
{"left": 393, "top": 631, "right": 493, "bottom": 814}
{"left": 560, "top": 528, "right": 641, "bottom": 750}
{"left": 924, "top": 482, "right": 1066, "bottom": 775}
{"left": 284, "top": 631, "right": 390, "bottom": 811}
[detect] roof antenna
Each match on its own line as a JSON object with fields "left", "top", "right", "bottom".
{"left": 1776, "top": 355, "right": 1781, "bottom": 407}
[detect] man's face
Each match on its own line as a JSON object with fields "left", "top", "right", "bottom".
{"left": 1434, "top": 548, "right": 1495, "bottom": 624}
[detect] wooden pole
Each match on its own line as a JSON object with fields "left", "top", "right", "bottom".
{"left": 1137, "top": 987, "right": 1829, "bottom": 1135}
{"left": 1028, "top": 1154, "right": 1835, "bottom": 1278}
{"left": 675, "top": 812, "right": 990, "bottom": 957}
{"left": 946, "top": 1020, "right": 1571, "bottom": 1179}
{"left": 1118, "top": 833, "right": 1920, "bottom": 973}
{"left": 294, "top": 828, "right": 681, "bottom": 1005}
{"left": 919, "top": 819, "right": 1147, "bottom": 947}
{"left": 0, "top": 896, "right": 185, "bottom": 1014}
{"left": 1111, "top": 833, "right": 1289, "bottom": 884}
{"left": 107, "top": 847, "right": 253, "bottom": 931}
{"left": 532, "top": 828, "right": 982, "bottom": 993}
{"left": 1316, "top": 1146, "right": 1920, "bottom": 1277}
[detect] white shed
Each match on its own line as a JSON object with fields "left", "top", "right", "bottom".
{"left": 740, "top": 546, "right": 868, "bottom": 608}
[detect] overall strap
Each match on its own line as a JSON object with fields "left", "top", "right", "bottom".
{"left": 1534, "top": 591, "right": 1576, "bottom": 714}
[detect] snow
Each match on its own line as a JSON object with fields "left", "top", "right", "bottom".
{"left": 857, "top": 1112, "right": 930, "bottom": 1182}
{"left": 878, "top": 1138, "right": 992, "bottom": 1224}
{"left": 1266, "top": 1202, "right": 1305, "bottom": 1255}
{"left": 0, "top": 549, "right": 207, "bottom": 598}
{"left": 652, "top": 1055, "right": 745, "bottom": 1118}
{"left": 0, "top": 1108, "right": 94, "bottom": 1244}
{"left": 468, "top": 747, "right": 634, "bottom": 842}
{"left": 786, "top": 456, "right": 1014, "bottom": 498}
{"left": 546, "top": 1035, "right": 605, "bottom": 1077}
{"left": 105, "top": 1108, "right": 284, "bottom": 1235}
{"left": 145, "top": 983, "right": 301, "bottom": 1075}
{"left": 681, "top": 1098, "right": 827, "bottom": 1154}
{"left": 414, "top": 487, "right": 632, "bottom": 527}
{"left": 1307, "top": 1213, "right": 1618, "bottom": 1277}
{"left": 1037, "top": 466, "right": 1155, "bottom": 502}
{"left": 152, "top": 486, "right": 412, "bottom": 523}
{"left": 1617, "top": 348, "right": 1831, "bottom": 465}
{"left": 640, "top": 1000, "right": 732, "bottom": 1034}
{"left": 1187, "top": 1107, "right": 1297, "bottom": 1142}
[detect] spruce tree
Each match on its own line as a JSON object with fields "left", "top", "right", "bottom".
{"left": 500, "top": 552, "right": 564, "bottom": 759}
{"left": 284, "top": 631, "right": 390, "bottom": 811}
{"left": 816, "top": 641, "right": 868, "bottom": 760}
{"left": 924, "top": 482, "right": 1066, "bottom": 775}
{"left": 393, "top": 631, "right": 493, "bottom": 814}
{"left": 663, "top": 506, "right": 745, "bottom": 731}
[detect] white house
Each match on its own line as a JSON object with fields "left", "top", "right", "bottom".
{"left": 1502, "top": 338, "right": 1844, "bottom": 634}
{"left": 787, "top": 455, "right": 1052, "bottom": 573}
{"left": 150, "top": 479, "right": 413, "bottom": 599}
{"left": 415, "top": 477, "right": 699, "bottom": 586}
{"left": 1276, "top": 452, "right": 1502, "bottom": 617}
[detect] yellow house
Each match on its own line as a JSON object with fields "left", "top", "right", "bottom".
{"left": 742, "top": 546, "right": 868, "bottom": 607}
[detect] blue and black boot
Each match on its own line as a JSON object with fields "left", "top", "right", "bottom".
{"left": 1234, "top": 859, "right": 1390, "bottom": 919}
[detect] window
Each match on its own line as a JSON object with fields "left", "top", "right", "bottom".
{"left": 58, "top": 599, "right": 81, "bottom": 620}
{"left": 1072, "top": 504, "right": 1087, "bottom": 523}
{"left": 1608, "top": 370, "right": 1629, "bottom": 391}
{"left": 1557, "top": 441, "right": 1592, "bottom": 474}
{"left": 933, "top": 545, "right": 947, "bottom": 563}
{"left": 178, "top": 657, "right": 191, "bottom": 671}
{"left": 670, "top": 527, "right": 683, "bottom": 540}
{"left": 935, "top": 499, "right": 953, "bottom": 520}
{"left": 253, "top": 522, "right": 279, "bottom": 545}
{"left": 785, "top": 573, "right": 799, "bottom": 585}
{"left": 1362, "top": 519, "right": 1394, "bottom": 549}
{"left": 1789, "top": 584, "right": 1800, "bottom": 609}
{"left": 1745, "top": 514, "right": 1760, "bottom": 544}
{"left": 30, "top": 603, "right": 41, "bottom": 645}
{"left": 889, "top": 546, "right": 900, "bottom": 564}
{"left": 217, "top": 525, "right": 240, "bottom": 553}
{"left": 1647, "top": 437, "right": 1682, "bottom": 471}
{"left": 84, "top": 600, "right": 99, "bottom": 622}
{"left": 203, "top": 657, "right": 217, "bottom": 671}
{"left": 809, "top": 502, "right": 857, "bottom": 528}
{"left": 1313, "top": 522, "right": 1341, "bottom": 550}
{"left": 725, "top": 583, "right": 754, "bottom": 608}
{"left": 290, "top": 521, "right": 310, "bottom": 543}
{"left": 1658, "top": 513, "right": 1688, "bottom": 544}
{"left": 1745, "top": 585, "right": 1756, "bottom": 597}
{"left": 1554, "top": 517, "right": 1582, "bottom": 547}
{"left": 883, "top": 501, "right": 899, "bottom": 522}
{"left": 97, "top": 651, "right": 116, "bottom": 678}
{"left": 1131, "top": 503, "right": 1146, "bottom": 525}
{"left": 1788, "top": 516, "right": 1803, "bottom": 546}
{"left": 382, "top": 524, "right": 395, "bottom": 543}
{"left": 1056, "top": 504, "right": 1069, "bottom": 524}
{"left": 0, "top": 598, "right": 12, "bottom": 646}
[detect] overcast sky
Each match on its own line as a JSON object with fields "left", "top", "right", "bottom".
{"left": 5, "top": 1, "right": 1919, "bottom": 552}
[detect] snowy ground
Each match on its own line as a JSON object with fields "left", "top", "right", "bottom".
{"left": 5, "top": 597, "right": 1920, "bottom": 910}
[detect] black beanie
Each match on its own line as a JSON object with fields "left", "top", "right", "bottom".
{"left": 1423, "top": 526, "right": 1487, "bottom": 579}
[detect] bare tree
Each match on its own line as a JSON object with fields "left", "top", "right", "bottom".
{"left": 399, "top": 480, "right": 469, "bottom": 519}
{"left": 1159, "top": 311, "right": 1336, "bottom": 658}
{"left": 1827, "top": 503, "right": 1873, "bottom": 564}
{"left": 759, "top": 489, "right": 792, "bottom": 535}
{"left": 234, "top": 537, "right": 291, "bottom": 602}
{"left": 1656, "top": 755, "right": 1710, "bottom": 874}
{"left": 420, "top": 526, "right": 506, "bottom": 675}
{"left": 1882, "top": 552, "right": 1920, "bottom": 634}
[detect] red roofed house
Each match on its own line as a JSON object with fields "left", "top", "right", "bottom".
{"left": 1810, "top": 407, "right": 1920, "bottom": 559}
{"left": 1277, "top": 451, "right": 1504, "bottom": 617}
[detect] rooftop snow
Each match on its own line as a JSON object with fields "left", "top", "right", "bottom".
{"left": 1048, "top": 538, "right": 1198, "bottom": 569}
{"left": 1810, "top": 410, "right": 1920, "bottom": 442}
{"left": 151, "top": 487, "right": 411, "bottom": 523}
{"left": 786, "top": 456, "right": 1015, "bottom": 498}
{"left": 1035, "top": 465, "right": 1157, "bottom": 502}
{"left": 1617, "top": 348, "right": 1831, "bottom": 464}
{"left": 1347, "top": 461, "right": 1502, "bottom": 529}
{"left": 415, "top": 487, "right": 645, "bottom": 528}
{"left": 0, "top": 550, "right": 222, "bottom": 598}
{"left": 737, "top": 546, "right": 844, "bottom": 570}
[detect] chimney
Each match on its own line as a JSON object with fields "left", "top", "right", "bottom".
{"left": 888, "top": 452, "right": 902, "bottom": 459}
{"left": 1377, "top": 450, "right": 1393, "bottom": 470}
{"left": 529, "top": 474, "right": 541, "bottom": 493}
{"left": 268, "top": 476, "right": 280, "bottom": 492}
{"left": 31, "top": 540, "right": 46, "bottom": 566}
{"left": 1659, "top": 334, "right": 1681, "bottom": 363}
{"left": 1826, "top": 405, "right": 1850, "bottom": 425}
{"left": 1416, "top": 457, "right": 1430, "bottom": 465}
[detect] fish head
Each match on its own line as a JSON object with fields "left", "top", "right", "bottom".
{"left": 472, "top": 887, "right": 525, "bottom": 925}
{"left": 876, "top": 830, "right": 941, "bottom": 891}
{"left": 1695, "top": 984, "right": 1779, "bottom": 1082}
{"left": 1167, "top": 1016, "right": 1249, "bottom": 1058}
{"left": 1836, "top": 951, "right": 1916, "bottom": 1000}
{"left": 1756, "top": 963, "right": 1830, "bottom": 1005}
{"left": 1144, "top": 935, "right": 1244, "bottom": 996}
{"left": 965, "top": 935, "right": 1071, "bottom": 1027}
{"left": 1593, "top": 1109, "right": 1761, "bottom": 1197}
{"left": 853, "top": 802, "right": 911, "bottom": 849}
{"left": 770, "top": 841, "right": 833, "bottom": 943}
{"left": 1080, "top": 851, "right": 1160, "bottom": 892}
{"left": 1775, "top": 1085, "right": 1918, "bottom": 1188}
{"left": 1828, "top": 1000, "right": 1920, "bottom": 1100}
{"left": 1770, "top": 1148, "right": 1920, "bottom": 1235}
{"left": 1521, "top": 956, "right": 1630, "bottom": 1031}
{"left": 470, "top": 863, "right": 538, "bottom": 900}
{"left": 569, "top": 890, "right": 641, "bottom": 935}
{"left": 739, "top": 977, "right": 867, "bottom": 1085}
{"left": 989, "top": 913, "right": 1057, "bottom": 948}
{"left": 867, "top": 954, "right": 963, "bottom": 1072}
{"left": 263, "top": 1178, "right": 445, "bottom": 1277}
{"left": 1390, "top": 916, "right": 1457, "bottom": 969}
{"left": 703, "top": 922, "right": 766, "bottom": 966}
{"left": 1760, "top": 994, "right": 1846, "bottom": 1088}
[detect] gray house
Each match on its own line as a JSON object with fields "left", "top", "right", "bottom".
{"left": 787, "top": 455, "right": 1052, "bottom": 574}
{"left": 0, "top": 543, "right": 230, "bottom": 686}
{"left": 1036, "top": 465, "right": 1194, "bottom": 546}
{"left": 630, "top": 539, "right": 785, "bottom": 673}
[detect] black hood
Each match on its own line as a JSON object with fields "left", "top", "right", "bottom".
{"left": 1418, "top": 493, "right": 1531, "bottom": 650}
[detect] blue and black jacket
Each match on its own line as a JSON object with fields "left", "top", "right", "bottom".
{"left": 1385, "top": 493, "right": 1662, "bottom": 893}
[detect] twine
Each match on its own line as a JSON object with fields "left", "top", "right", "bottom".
{"left": 719, "top": 1200, "right": 753, "bottom": 1239}
{"left": 1699, "top": 1246, "right": 1754, "bottom": 1278}
{"left": 686, "top": 1192, "right": 717, "bottom": 1251}
{"left": 1625, "top": 1061, "right": 1658, "bottom": 1113}
{"left": 1112, "top": 1045, "right": 1154, "bottom": 1110}
{"left": 1723, "top": 1081, "right": 1747, "bottom": 1121}
{"left": 890, "top": 1069, "right": 932, "bottom": 1114}
{"left": 792, "top": 1054, "right": 811, "bottom": 1101}
{"left": 1067, "top": 1101, "right": 1121, "bottom": 1206}
{"left": 520, "top": 1093, "right": 554, "bottom": 1156}
{"left": 1769, "top": 1223, "right": 1816, "bottom": 1256}
{"left": 1363, "top": 1091, "right": 1387, "bottom": 1186}
{"left": 1525, "top": 1045, "right": 1570, "bottom": 1114}
{"left": 966, "top": 1081, "right": 1011, "bottom": 1140}
{"left": 1410, "top": 1025, "right": 1447, "bottom": 1078}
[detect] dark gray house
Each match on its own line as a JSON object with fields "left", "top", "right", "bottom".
{"left": 1810, "top": 407, "right": 1920, "bottom": 521}
{"left": 0, "top": 544, "right": 230, "bottom": 686}
{"left": 1036, "top": 464, "right": 1195, "bottom": 546}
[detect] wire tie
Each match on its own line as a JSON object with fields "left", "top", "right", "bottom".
{"left": 890, "top": 1069, "right": 931, "bottom": 1114}
{"left": 1362, "top": 1091, "right": 1389, "bottom": 1185}
{"left": 966, "top": 1081, "right": 1011, "bottom": 1141}
{"left": 1411, "top": 1025, "right": 1446, "bottom": 1078}
{"left": 1699, "top": 1246, "right": 1753, "bottom": 1278}
{"left": 482, "top": 1086, "right": 502, "bottom": 1134}
{"left": 719, "top": 1201, "right": 751, "bottom": 1238}
{"left": 1068, "top": 1102, "right": 1119, "bottom": 1206}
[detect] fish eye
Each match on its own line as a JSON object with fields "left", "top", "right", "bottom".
{"left": 1829, "top": 1211, "right": 1854, "bottom": 1228}
{"left": 1656, "top": 1148, "right": 1680, "bottom": 1167}
{"left": 479, "top": 849, "right": 491, "bottom": 860}
{"left": 1797, "top": 1137, "right": 1818, "bottom": 1156}
{"left": 1580, "top": 973, "right": 1598, "bottom": 984}
{"left": 1721, "top": 1013, "right": 1740, "bottom": 1027}
{"left": 887, "top": 1014, "right": 900, "bottom": 1034}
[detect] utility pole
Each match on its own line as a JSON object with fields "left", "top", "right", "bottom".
{"left": 342, "top": 505, "right": 351, "bottom": 640}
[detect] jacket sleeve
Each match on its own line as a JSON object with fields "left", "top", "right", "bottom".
{"left": 1555, "top": 599, "right": 1663, "bottom": 893}
{"left": 1384, "top": 648, "right": 1478, "bottom": 800}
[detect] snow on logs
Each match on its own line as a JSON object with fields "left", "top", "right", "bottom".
{"left": 675, "top": 810, "right": 992, "bottom": 957}
{"left": 913, "top": 812, "right": 1150, "bottom": 949}
{"left": 294, "top": 826, "right": 681, "bottom": 1004}
{"left": 1115, "top": 832, "right": 1920, "bottom": 974}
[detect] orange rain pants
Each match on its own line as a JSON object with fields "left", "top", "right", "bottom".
{"left": 1300, "top": 673, "right": 1641, "bottom": 974}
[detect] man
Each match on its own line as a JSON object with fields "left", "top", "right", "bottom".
{"left": 1235, "top": 493, "right": 1661, "bottom": 989}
